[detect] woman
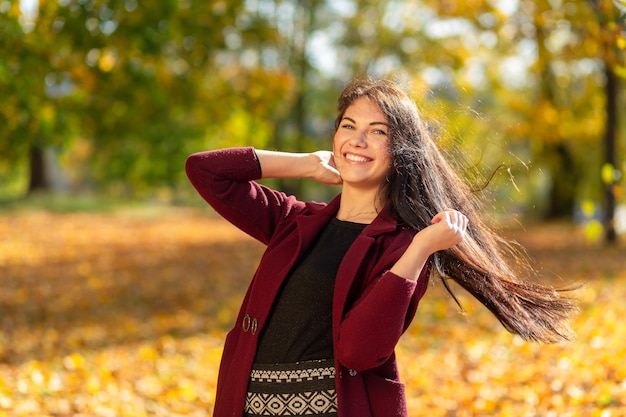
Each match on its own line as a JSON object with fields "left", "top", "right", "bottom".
{"left": 185, "top": 78, "right": 577, "bottom": 417}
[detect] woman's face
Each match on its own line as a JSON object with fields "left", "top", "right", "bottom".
{"left": 333, "top": 97, "right": 392, "bottom": 192}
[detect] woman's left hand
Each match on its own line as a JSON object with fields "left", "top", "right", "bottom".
{"left": 418, "top": 209, "right": 469, "bottom": 253}
{"left": 390, "top": 209, "right": 468, "bottom": 281}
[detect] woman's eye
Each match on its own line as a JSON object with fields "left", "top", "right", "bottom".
{"left": 373, "top": 129, "right": 387, "bottom": 135}
{"left": 341, "top": 124, "right": 355, "bottom": 130}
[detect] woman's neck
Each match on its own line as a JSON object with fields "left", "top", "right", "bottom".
{"left": 336, "top": 188, "right": 384, "bottom": 224}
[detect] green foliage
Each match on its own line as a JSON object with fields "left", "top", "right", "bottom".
{"left": 0, "top": 0, "right": 624, "bottom": 218}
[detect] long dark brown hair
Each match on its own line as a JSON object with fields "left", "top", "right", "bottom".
{"left": 335, "top": 77, "right": 578, "bottom": 343}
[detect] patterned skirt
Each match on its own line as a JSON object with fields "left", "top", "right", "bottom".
{"left": 243, "top": 359, "right": 338, "bottom": 416}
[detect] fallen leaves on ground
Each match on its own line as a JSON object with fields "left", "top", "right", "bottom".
{"left": 0, "top": 209, "right": 624, "bottom": 416}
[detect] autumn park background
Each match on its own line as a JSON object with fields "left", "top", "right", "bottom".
{"left": 1, "top": 0, "right": 626, "bottom": 416}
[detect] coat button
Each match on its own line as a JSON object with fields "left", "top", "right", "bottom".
{"left": 251, "top": 318, "right": 258, "bottom": 335}
{"left": 242, "top": 314, "right": 251, "bottom": 332}
{"left": 348, "top": 369, "right": 357, "bottom": 377}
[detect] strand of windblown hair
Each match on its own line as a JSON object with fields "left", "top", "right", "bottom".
{"left": 432, "top": 250, "right": 579, "bottom": 344}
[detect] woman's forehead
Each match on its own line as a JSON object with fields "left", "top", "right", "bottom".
{"left": 343, "top": 97, "right": 388, "bottom": 122}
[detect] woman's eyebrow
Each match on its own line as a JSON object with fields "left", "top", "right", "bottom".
{"left": 370, "top": 121, "right": 390, "bottom": 128}
{"left": 342, "top": 116, "right": 390, "bottom": 127}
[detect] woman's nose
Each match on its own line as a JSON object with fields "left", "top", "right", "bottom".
{"left": 350, "top": 130, "right": 367, "bottom": 146}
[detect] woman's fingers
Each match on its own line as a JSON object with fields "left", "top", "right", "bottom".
{"left": 432, "top": 209, "right": 467, "bottom": 227}
{"left": 311, "top": 151, "right": 343, "bottom": 185}
{"left": 430, "top": 209, "right": 469, "bottom": 248}
{"left": 449, "top": 210, "right": 468, "bottom": 234}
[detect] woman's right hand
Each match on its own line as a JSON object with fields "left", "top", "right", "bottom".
{"left": 309, "top": 151, "right": 342, "bottom": 185}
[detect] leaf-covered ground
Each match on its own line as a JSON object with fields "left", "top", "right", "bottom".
{"left": 0, "top": 208, "right": 624, "bottom": 416}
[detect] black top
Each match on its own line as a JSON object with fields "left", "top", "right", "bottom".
{"left": 254, "top": 217, "right": 367, "bottom": 364}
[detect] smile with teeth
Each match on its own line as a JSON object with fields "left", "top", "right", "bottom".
{"left": 345, "top": 153, "right": 372, "bottom": 163}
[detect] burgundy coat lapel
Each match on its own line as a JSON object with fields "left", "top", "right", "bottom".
{"left": 332, "top": 208, "right": 399, "bottom": 324}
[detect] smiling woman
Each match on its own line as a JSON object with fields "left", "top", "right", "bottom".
{"left": 185, "top": 76, "right": 577, "bottom": 417}
{"left": 332, "top": 96, "right": 392, "bottom": 218}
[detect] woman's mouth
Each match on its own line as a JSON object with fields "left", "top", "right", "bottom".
{"left": 344, "top": 153, "right": 372, "bottom": 163}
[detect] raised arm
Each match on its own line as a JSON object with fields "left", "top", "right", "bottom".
{"left": 255, "top": 150, "right": 342, "bottom": 185}
{"left": 334, "top": 209, "right": 468, "bottom": 371}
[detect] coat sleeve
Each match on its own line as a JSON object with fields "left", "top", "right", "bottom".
{"left": 335, "top": 258, "right": 430, "bottom": 372}
{"left": 185, "top": 147, "right": 306, "bottom": 244}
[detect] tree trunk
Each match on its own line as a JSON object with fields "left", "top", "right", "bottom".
{"left": 28, "top": 144, "right": 49, "bottom": 194}
{"left": 603, "top": 63, "right": 618, "bottom": 244}
{"left": 533, "top": 7, "right": 579, "bottom": 219}
{"left": 545, "top": 144, "right": 578, "bottom": 219}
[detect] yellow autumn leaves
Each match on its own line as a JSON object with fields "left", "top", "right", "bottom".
{"left": 0, "top": 210, "right": 624, "bottom": 416}
{"left": 0, "top": 209, "right": 257, "bottom": 416}
{"left": 1, "top": 336, "right": 221, "bottom": 416}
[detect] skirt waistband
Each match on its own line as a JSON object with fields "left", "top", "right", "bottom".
{"left": 250, "top": 359, "right": 336, "bottom": 383}
{"left": 244, "top": 359, "right": 337, "bottom": 416}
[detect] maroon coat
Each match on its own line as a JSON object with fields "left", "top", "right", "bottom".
{"left": 185, "top": 147, "right": 430, "bottom": 417}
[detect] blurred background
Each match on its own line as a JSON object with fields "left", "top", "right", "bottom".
{"left": 1, "top": 0, "right": 624, "bottom": 242}
{"left": 1, "top": 2, "right": 626, "bottom": 416}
